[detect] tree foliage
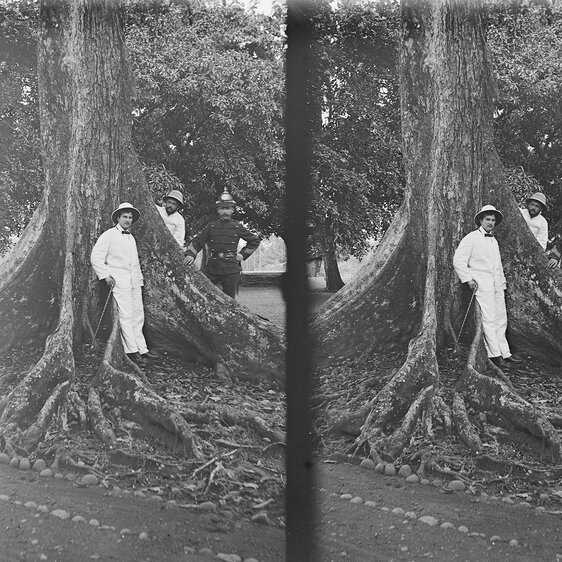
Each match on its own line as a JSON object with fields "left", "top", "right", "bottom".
{"left": 126, "top": 1, "right": 285, "bottom": 238}
{"left": 0, "top": 3, "right": 41, "bottom": 254}
{"left": 1, "top": 0, "right": 561, "bottom": 260}
{"left": 311, "top": 0, "right": 403, "bottom": 259}
{"left": 488, "top": 0, "right": 562, "bottom": 231}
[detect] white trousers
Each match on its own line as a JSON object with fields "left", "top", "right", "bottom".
{"left": 476, "top": 290, "right": 511, "bottom": 358}
{"left": 112, "top": 286, "right": 148, "bottom": 355}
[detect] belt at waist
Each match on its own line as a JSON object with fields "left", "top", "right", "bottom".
{"left": 211, "top": 251, "right": 237, "bottom": 258}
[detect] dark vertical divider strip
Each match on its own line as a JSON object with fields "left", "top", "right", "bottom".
{"left": 285, "top": 1, "right": 316, "bottom": 560}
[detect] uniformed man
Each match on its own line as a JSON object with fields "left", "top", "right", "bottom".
{"left": 520, "top": 192, "right": 548, "bottom": 250}
{"left": 183, "top": 189, "right": 261, "bottom": 299}
{"left": 453, "top": 205, "right": 522, "bottom": 367}
{"left": 91, "top": 202, "right": 158, "bottom": 364}
{"left": 156, "top": 189, "right": 186, "bottom": 248}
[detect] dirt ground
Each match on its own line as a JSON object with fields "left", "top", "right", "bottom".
{"left": 316, "top": 461, "right": 562, "bottom": 561}
{"left": 3, "top": 454, "right": 562, "bottom": 561}
{"left": 0, "top": 461, "right": 284, "bottom": 562}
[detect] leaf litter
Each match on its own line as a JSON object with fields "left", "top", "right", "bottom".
{"left": 0, "top": 345, "right": 286, "bottom": 524}
{"left": 313, "top": 343, "right": 562, "bottom": 506}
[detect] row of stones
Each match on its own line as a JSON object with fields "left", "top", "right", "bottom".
{"left": 0, "top": 492, "right": 151, "bottom": 539}
{"left": 360, "top": 459, "right": 551, "bottom": 510}
{"left": 0, "top": 454, "right": 260, "bottom": 562}
{"left": 0, "top": 453, "right": 272, "bottom": 523}
{"left": 322, "top": 488, "right": 522, "bottom": 548}
{"left": 0, "top": 453, "right": 101, "bottom": 485}
{"left": 360, "top": 459, "right": 468, "bottom": 490}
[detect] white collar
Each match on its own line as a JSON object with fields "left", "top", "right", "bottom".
{"left": 478, "top": 226, "right": 494, "bottom": 236}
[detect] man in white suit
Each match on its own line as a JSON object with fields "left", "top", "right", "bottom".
{"left": 453, "top": 205, "right": 521, "bottom": 367}
{"left": 91, "top": 202, "right": 157, "bottom": 364}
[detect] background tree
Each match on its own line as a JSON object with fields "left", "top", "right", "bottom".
{"left": 314, "top": 0, "right": 562, "bottom": 464}
{"left": 0, "top": 0, "right": 283, "bottom": 459}
{"left": 488, "top": 0, "right": 562, "bottom": 231}
{"left": 0, "top": 3, "right": 41, "bottom": 255}
{"left": 2, "top": 0, "right": 560, "bottom": 275}
{"left": 310, "top": 0, "right": 403, "bottom": 290}
{"left": 126, "top": 2, "right": 286, "bottom": 239}
{"left": 127, "top": 0, "right": 406, "bottom": 291}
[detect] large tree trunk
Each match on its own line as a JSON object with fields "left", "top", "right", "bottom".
{"left": 321, "top": 218, "right": 344, "bottom": 292}
{"left": 313, "top": 0, "right": 562, "bottom": 463}
{"left": 0, "top": 0, "right": 283, "bottom": 458}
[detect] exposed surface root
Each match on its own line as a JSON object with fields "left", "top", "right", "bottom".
{"left": 458, "top": 326, "right": 562, "bottom": 462}
{"left": 0, "top": 340, "right": 72, "bottom": 424}
{"left": 326, "top": 404, "right": 369, "bottom": 437}
{"left": 353, "top": 328, "right": 439, "bottom": 460}
{"left": 19, "top": 381, "right": 71, "bottom": 453}
{"left": 0, "top": 331, "right": 286, "bottom": 522}
{"left": 0, "top": 315, "right": 74, "bottom": 450}
{"left": 49, "top": 446, "right": 105, "bottom": 478}
{"left": 68, "top": 390, "right": 87, "bottom": 428}
{"left": 0, "top": 299, "right": 204, "bottom": 463}
{"left": 417, "top": 452, "right": 470, "bottom": 483}
{"left": 378, "top": 385, "right": 435, "bottom": 461}
{"left": 315, "top": 328, "right": 562, "bottom": 480}
{"left": 87, "top": 387, "right": 117, "bottom": 447}
{"left": 96, "top": 362, "right": 203, "bottom": 459}
{"left": 432, "top": 395, "right": 452, "bottom": 434}
{"left": 182, "top": 405, "right": 286, "bottom": 444}
{"left": 452, "top": 392, "right": 482, "bottom": 452}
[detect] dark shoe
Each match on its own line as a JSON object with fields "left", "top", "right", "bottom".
{"left": 504, "top": 355, "right": 523, "bottom": 364}
{"left": 141, "top": 350, "right": 159, "bottom": 359}
{"left": 126, "top": 352, "right": 146, "bottom": 365}
{"left": 489, "top": 356, "right": 503, "bottom": 367}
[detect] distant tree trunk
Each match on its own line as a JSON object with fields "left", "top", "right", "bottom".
{"left": 0, "top": 0, "right": 283, "bottom": 458}
{"left": 312, "top": 258, "right": 323, "bottom": 277}
{"left": 314, "top": 0, "right": 562, "bottom": 463}
{"left": 321, "top": 218, "right": 344, "bottom": 292}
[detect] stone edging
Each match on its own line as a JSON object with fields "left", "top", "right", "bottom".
{"left": 0, "top": 453, "right": 261, "bottom": 562}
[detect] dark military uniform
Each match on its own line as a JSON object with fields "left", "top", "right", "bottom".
{"left": 186, "top": 219, "right": 261, "bottom": 298}
{"left": 547, "top": 237, "right": 562, "bottom": 268}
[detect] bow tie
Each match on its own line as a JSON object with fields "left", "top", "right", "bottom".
{"left": 484, "top": 233, "right": 494, "bottom": 238}
{"left": 122, "top": 230, "right": 131, "bottom": 235}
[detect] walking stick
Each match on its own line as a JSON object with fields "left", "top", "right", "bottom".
{"left": 92, "top": 289, "right": 113, "bottom": 345}
{"left": 453, "top": 287, "right": 477, "bottom": 355}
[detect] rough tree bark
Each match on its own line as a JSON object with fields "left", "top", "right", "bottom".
{"left": 313, "top": 0, "right": 562, "bottom": 463}
{"left": 0, "top": 0, "right": 284, "bottom": 458}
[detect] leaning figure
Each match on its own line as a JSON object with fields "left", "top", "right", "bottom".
{"left": 520, "top": 191, "right": 548, "bottom": 250}
{"left": 90, "top": 202, "right": 158, "bottom": 365}
{"left": 156, "top": 189, "right": 186, "bottom": 248}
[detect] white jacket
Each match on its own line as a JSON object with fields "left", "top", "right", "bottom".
{"left": 90, "top": 224, "right": 144, "bottom": 289}
{"left": 453, "top": 227, "right": 506, "bottom": 293}
{"left": 520, "top": 208, "right": 548, "bottom": 250}
{"left": 157, "top": 205, "right": 185, "bottom": 248}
